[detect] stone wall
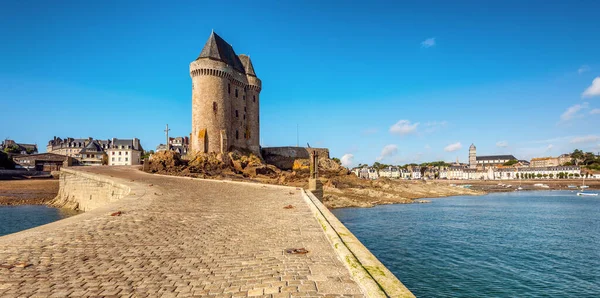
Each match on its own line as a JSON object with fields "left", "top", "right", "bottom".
{"left": 261, "top": 147, "right": 330, "bottom": 170}
{"left": 190, "top": 54, "right": 261, "bottom": 155}
{"left": 50, "top": 168, "right": 130, "bottom": 211}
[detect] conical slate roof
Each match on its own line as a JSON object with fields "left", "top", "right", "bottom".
{"left": 238, "top": 54, "right": 256, "bottom": 77}
{"left": 197, "top": 32, "right": 246, "bottom": 74}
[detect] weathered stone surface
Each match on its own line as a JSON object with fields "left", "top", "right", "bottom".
{"left": 0, "top": 166, "right": 365, "bottom": 297}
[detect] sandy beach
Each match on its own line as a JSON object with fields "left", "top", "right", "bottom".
{"left": 0, "top": 179, "right": 59, "bottom": 206}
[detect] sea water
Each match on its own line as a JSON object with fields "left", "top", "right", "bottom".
{"left": 0, "top": 205, "right": 78, "bottom": 237}
{"left": 332, "top": 190, "right": 600, "bottom": 297}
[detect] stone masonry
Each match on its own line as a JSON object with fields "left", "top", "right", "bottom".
{"left": 0, "top": 167, "right": 366, "bottom": 297}
{"left": 190, "top": 32, "right": 261, "bottom": 156}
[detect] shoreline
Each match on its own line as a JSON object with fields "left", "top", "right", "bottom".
{"left": 0, "top": 178, "right": 59, "bottom": 206}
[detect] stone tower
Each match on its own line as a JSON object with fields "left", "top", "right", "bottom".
{"left": 469, "top": 143, "right": 476, "bottom": 168}
{"left": 190, "top": 32, "right": 262, "bottom": 155}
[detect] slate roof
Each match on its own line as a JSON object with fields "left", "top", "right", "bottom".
{"left": 80, "top": 141, "right": 103, "bottom": 153}
{"left": 238, "top": 54, "right": 256, "bottom": 77}
{"left": 197, "top": 32, "right": 246, "bottom": 74}
{"left": 111, "top": 139, "right": 143, "bottom": 151}
{"left": 476, "top": 155, "right": 517, "bottom": 161}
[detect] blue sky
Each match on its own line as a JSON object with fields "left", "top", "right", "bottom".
{"left": 1, "top": 0, "right": 599, "bottom": 167}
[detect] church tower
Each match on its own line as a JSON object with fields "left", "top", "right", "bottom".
{"left": 469, "top": 144, "right": 476, "bottom": 168}
{"left": 189, "top": 32, "right": 262, "bottom": 155}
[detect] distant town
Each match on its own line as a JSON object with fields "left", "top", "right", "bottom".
{"left": 351, "top": 144, "right": 600, "bottom": 180}
{"left": 0, "top": 136, "right": 188, "bottom": 172}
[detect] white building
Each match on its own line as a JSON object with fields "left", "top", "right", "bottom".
{"left": 107, "top": 138, "right": 143, "bottom": 166}
{"left": 379, "top": 166, "right": 401, "bottom": 179}
{"left": 368, "top": 167, "right": 379, "bottom": 180}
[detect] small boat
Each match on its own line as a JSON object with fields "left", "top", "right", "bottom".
{"left": 534, "top": 183, "right": 549, "bottom": 188}
{"left": 568, "top": 185, "right": 578, "bottom": 188}
{"left": 580, "top": 185, "right": 590, "bottom": 189}
{"left": 517, "top": 187, "right": 523, "bottom": 191}
{"left": 577, "top": 192, "right": 598, "bottom": 196}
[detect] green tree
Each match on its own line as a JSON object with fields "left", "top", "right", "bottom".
{"left": 141, "top": 150, "right": 155, "bottom": 160}
{"left": 503, "top": 159, "right": 518, "bottom": 166}
{"left": 2, "top": 144, "right": 21, "bottom": 154}
{"left": 575, "top": 173, "right": 580, "bottom": 178}
{"left": 549, "top": 173, "right": 554, "bottom": 179}
{"left": 543, "top": 174, "right": 548, "bottom": 178}
{"left": 568, "top": 173, "right": 574, "bottom": 178}
{"left": 332, "top": 157, "right": 341, "bottom": 165}
{"left": 571, "top": 149, "right": 584, "bottom": 165}
{"left": 536, "top": 173, "right": 543, "bottom": 179}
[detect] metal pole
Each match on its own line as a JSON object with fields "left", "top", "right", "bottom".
{"left": 164, "top": 124, "right": 170, "bottom": 151}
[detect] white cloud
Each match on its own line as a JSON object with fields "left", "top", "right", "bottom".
{"left": 570, "top": 135, "right": 600, "bottom": 144}
{"left": 560, "top": 102, "right": 589, "bottom": 121}
{"left": 376, "top": 144, "right": 398, "bottom": 161}
{"left": 496, "top": 141, "right": 508, "bottom": 147}
{"left": 590, "top": 109, "right": 600, "bottom": 115}
{"left": 582, "top": 77, "right": 600, "bottom": 98}
{"left": 546, "top": 144, "right": 554, "bottom": 151}
{"left": 444, "top": 142, "right": 462, "bottom": 152}
{"left": 421, "top": 37, "right": 436, "bottom": 48}
{"left": 578, "top": 65, "right": 591, "bottom": 74}
{"left": 340, "top": 154, "right": 354, "bottom": 167}
{"left": 389, "top": 120, "right": 419, "bottom": 136}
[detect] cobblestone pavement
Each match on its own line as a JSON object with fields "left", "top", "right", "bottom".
{"left": 0, "top": 167, "right": 365, "bottom": 297}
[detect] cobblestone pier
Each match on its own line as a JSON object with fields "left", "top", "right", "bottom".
{"left": 0, "top": 167, "right": 412, "bottom": 297}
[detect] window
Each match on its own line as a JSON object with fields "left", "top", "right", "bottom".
{"left": 119, "top": 151, "right": 122, "bottom": 155}
{"left": 228, "top": 84, "right": 231, "bottom": 94}
{"left": 213, "top": 102, "right": 218, "bottom": 114}
{"left": 118, "top": 157, "right": 121, "bottom": 161}
{"left": 253, "top": 95, "right": 256, "bottom": 102}
{"left": 236, "top": 130, "right": 239, "bottom": 139}
{"left": 243, "top": 95, "right": 245, "bottom": 101}
{"left": 235, "top": 110, "right": 239, "bottom": 118}
{"left": 235, "top": 89, "right": 238, "bottom": 98}
{"left": 112, "top": 157, "right": 114, "bottom": 161}
{"left": 243, "top": 114, "right": 246, "bottom": 120}
{"left": 126, "top": 151, "right": 128, "bottom": 155}
{"left": 112, "top": 152, "right": 115, "bottom": 155}
{"left": 125, "top": 157, "right": 128, "bottom": 162}
{"left": 244, "top": 107, "right": 246, "bottom": 112}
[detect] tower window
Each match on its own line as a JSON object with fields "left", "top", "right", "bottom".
{"left": 235, "top": 110, "right": 238, "bottom": 118}
{"left": 235, "top": 89, "right": 238, "bottom": 98}
{"left": 243, "top": 114, "right": 246, "bottom": 120}
{"left": 236, "top": 130, "right": 239, "bottom": 139}
{"left": 228, "top": 84, "right": 231, "bottom": 94}
{"left": 244, "top": 107, "right": 246, "bottom": 112}
{"left": 213, "top": 102, "right": 218, "bottom": 114}
{"left": 253, "top": 95, "right": 256, "bottom": 102}
{"left": 243, "top": 95, "right": 245, "bottom": 101}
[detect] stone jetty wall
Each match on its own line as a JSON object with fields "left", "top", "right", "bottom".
{"left": 50, "top": 168, "right": 130, "bottom": 211}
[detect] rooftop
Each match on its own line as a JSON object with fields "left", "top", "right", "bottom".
{"left": 197, "top": 32, "right": 247, "bottom": 74}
